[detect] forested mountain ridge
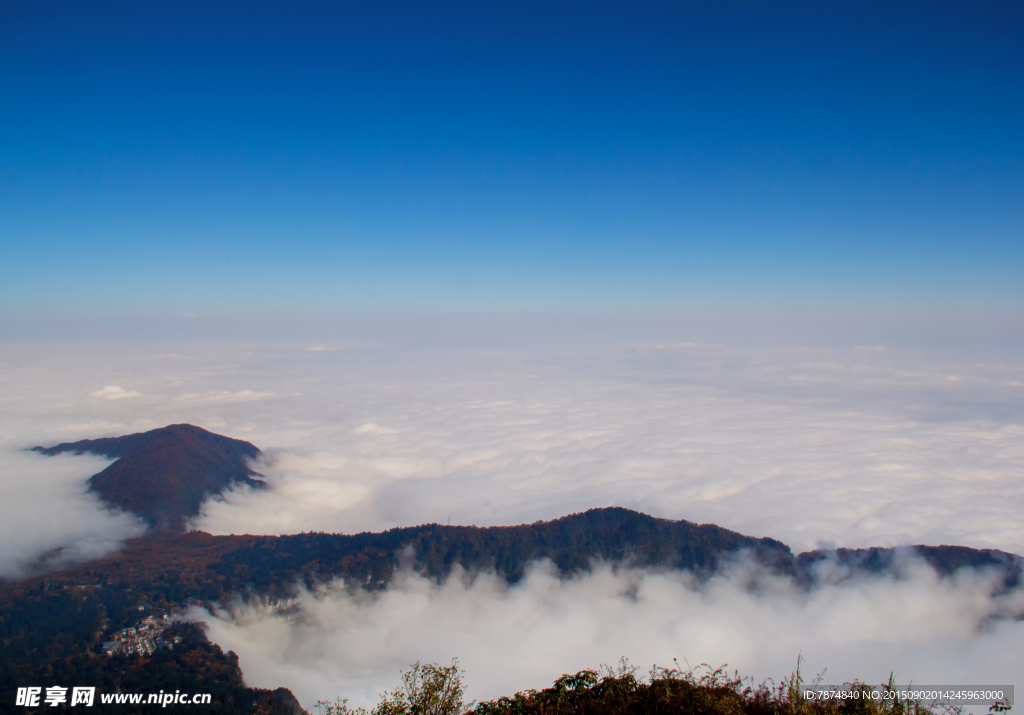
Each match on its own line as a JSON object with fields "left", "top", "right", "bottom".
{"left": 796, "top": 543, "right": 1022, "bottom": 590}
{"left": 0, "top": 508, "right": 794, "bottom": 608}
{"left": 4, "top": 507, "right": 1020, "bottom": 605}
{"left": 213, "top": 507, "right": 797, "bottom": 594}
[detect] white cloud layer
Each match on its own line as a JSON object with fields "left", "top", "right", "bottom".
{"left": 89, "top": 384, "right": 142, "bottom": 399}
{"left": 186, "top": 555, "right": 1024, "bottom": 711}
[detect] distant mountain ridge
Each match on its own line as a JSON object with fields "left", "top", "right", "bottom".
{"left": 207, "top": 508, "right": 1023, "bottom": 595}
{"left": 207, "top": 506, "right": 796, "bottom": 596}
{"left": 796, "top": 544, "right": 1022, "bottom": 589}
{"left": 7, "top": 507, "right": 1018, "bottom": 603}
{"left": 33, "top": 424, "right": 264, "bottom": 531}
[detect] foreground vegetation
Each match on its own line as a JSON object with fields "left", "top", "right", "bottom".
{"left": 317, "top": 660, "right": 1012, "bottom": 715}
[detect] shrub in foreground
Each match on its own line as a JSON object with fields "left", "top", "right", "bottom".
{"left": 317, "top": 660, "right": 466, "bottom": 715}
{"left": 317, "top": 660, "right": 1012, "bottom": 715}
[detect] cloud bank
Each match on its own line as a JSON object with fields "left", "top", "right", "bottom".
{"left": 89, "top": 385, "right": 142, "bottom": 400}
{"left": 187, "top": 555, "right": 1024, "bottom": 711}
{"left": 0, "top": 446, "right": 147, "bottom": 578}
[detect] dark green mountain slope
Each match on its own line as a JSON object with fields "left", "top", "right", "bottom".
{"left": 796, "top": 544, "right": 1022, "bottom": 590}
{"left": 213, "top": 507, "right": 795, "bottom": 594}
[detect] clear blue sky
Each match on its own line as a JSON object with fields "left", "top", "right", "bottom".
{"left": 1, "top": 0, "right": 1022, "bottom": 319}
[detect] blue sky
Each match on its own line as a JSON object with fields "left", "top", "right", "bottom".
{"left": 1, "top": 0, "right": 1022, "bottom": 318}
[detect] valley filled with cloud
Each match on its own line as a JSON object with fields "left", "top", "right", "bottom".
{"left": 190, "top": 555, "right": 1024, "bottom": 708}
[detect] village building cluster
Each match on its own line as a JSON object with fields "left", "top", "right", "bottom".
{"left": 101, "top": 612, "right": 181, "bottom": 657}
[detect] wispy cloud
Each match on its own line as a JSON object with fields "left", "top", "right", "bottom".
{"left": 0, "top": 447, "right": 147, "bottom": 578}
{"left": 173, "top": 390, "right": 271, "bottom": 405}
{"left": 89, "top": 385, "right": 141, "bottom": 399}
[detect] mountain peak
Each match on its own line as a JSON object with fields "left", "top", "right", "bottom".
{"left": 33, "top": 424, "right": 265, "bottom": 531}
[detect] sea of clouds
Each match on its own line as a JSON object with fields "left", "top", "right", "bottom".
{"left": 1, "top": 324, "right": 1022, "bottom": 706}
